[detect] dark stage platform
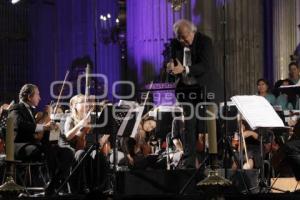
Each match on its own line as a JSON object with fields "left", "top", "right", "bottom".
{"left": 1, "top": 192, "right": 300, "bottom": 200}
{"left": 0, "top": 169, "right": 299, "bottom": 200}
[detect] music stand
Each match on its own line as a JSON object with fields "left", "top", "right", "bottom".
{"left": 154, "top": 106, "right": 183, "bottom": 140}
{"left": 277, "top": 85, "right": 300, "bottom": 109}
{"left": 231, "top": 95, "right": 287, "bottom": 193}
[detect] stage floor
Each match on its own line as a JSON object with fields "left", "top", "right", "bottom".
{"left": 0, "top": 168, "right": 299, "bottom": 200}
{"left": 1, "top": 193, "right": 300, "bottom": 200}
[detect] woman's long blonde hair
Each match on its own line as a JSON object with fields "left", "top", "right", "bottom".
{"left": 69, "top": 94, "right": 86, "bottom": 123}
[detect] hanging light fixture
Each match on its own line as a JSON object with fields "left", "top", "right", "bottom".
{"left": 167, "top": 0, "right": 188, "bottom": 11}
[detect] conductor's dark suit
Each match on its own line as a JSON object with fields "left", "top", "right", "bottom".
{"left": 170, "top": 32, "right": 214, "bottom": 167}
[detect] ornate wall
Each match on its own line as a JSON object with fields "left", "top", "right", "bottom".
{"left": 273, "top": 0, "right": 299, "bottom": 81}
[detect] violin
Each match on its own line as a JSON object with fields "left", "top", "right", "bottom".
{"left": 74, "top": 126, "right": 91, "bottom": 150}
{"left": 73, "top": 109, "right": 93, "bottom": 150}
{"left": 231, "top": 132, "right": 240, "bottom": 150}
{"left": 99, "top": 134, "right": 111, "bottom": 156}
{"left": 35, "top": 105, "right": 52, "bottom": 141}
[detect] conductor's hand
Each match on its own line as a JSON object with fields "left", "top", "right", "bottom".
{"left": 171, "top": 59, "right": 185, "bottom": 75}
{"left": 166, "top": 59, "right": 175, "bottom": 74}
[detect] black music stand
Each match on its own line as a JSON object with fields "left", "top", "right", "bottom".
{"left": 277, "top": 85, "right": 300, "bottom": 109}
{"left": 154, "top": 106, "right": 183, "bottom": 140}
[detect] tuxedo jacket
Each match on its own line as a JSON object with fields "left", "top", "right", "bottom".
{"left": 170, "top": 32, "right": 224, "bottom": 103}
{"left": 170, "top": 32, "right": 213, "bottom": 89}
{"left": 8, "top": 103, "right": 37, "bottom": 143}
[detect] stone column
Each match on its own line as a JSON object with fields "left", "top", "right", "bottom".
{"left": 273, "top": 0, "right": 298, "bottom": 81}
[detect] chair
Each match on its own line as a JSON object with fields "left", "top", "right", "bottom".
{"left": 15, "top": 161, "right": 49, "bottom": 193}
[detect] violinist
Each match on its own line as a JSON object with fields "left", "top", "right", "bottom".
{"left": 8, "top": 84, "right": 55, "bottom": 162}
{"left": 35, "top": 105, "right": 55, "bottom": 143}
{"left": 123, "top": 116, "right": 157, "bottom": 169}
{"left": 239, "top": 121, "right": 260, "bottom": 170}
{"left": 62, "top": 94, "right": 109, "bottom": 194}
{"left": 8, "top": 84, "right": 74, "bottom": 195}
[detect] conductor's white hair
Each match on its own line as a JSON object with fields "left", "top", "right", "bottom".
{"left": 173, "top": 19, "right": 197, "bottom": 38}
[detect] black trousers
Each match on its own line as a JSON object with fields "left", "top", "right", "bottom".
{"left": 70, "top": 149, "right": 108, "bottom": 193}
{"left": 46, "top": 145, "right": 74, "bottom": 189}
{"left": 15, "top": 143, "right": 74, "bottom": 191}
{"left": 15, "top": 143, "right": 44, "bottom": 162}
{"left": 176, "top": 84, "right": 206, "bottom": 168}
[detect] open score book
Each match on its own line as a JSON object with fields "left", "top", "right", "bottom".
{"left": 231, "top": 95, "right": 285, "bottom": 130}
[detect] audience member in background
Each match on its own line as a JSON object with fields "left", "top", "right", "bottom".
{"left": 273, "top": 79, "right": 296, "bottom": 110}
{"left": 256, "top": 78, "right": 276, "bottom": 105}
{"left": 288, "top": 62, "right": 300, "bottom": 84}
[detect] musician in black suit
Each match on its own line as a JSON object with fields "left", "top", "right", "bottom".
{"left": 9, "top": 84, "right": 53, "bottom": 161}
{"left": 8, "top": 84, "right": 73, "bottom": 195}
{"left": 166, "top": 19, "right": 213, "bottom": 168}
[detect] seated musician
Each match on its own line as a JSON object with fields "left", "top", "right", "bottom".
{"left": 123, "top": 116, "right": 157, "bottom": 169}
{"left": 273, "top": 79, "right": 295, "bottom": 110}
{"left": 233, "top": 79, "right": 274, "bottom": 170}
{"left": 123, "top": 115, "right": 184, "bottom": 169}
{"left": 166, "top": 116, "right": 184, "bottom": 169}
{"left": 283, "top": 122, "right": 300, "bottom": 181}
{"left": 288, "top": 62, "right": 300, "bottom": 84}
{"left": 240, "top": 121, "right": 260, "bottom": 169}
{"left": 61, "top": 94, "right": 109, "bottom": 194}
{"left": 256, "top": 78, "right": 276, "bottom": 105}
{"left": 8, "top": 84, "right": 74, "bottom": 195}
{"left": 119, "top": 115, "right": 160, "bottom": 169}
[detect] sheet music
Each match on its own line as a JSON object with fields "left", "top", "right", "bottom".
{"left": 130, "top": 106, "right": 145, "bottom": 138}
{"left": 231, "top": 95, "right": 285, "bottom": 130}
{"left": 279, "top": 85, "right": 300, "bottom": 88}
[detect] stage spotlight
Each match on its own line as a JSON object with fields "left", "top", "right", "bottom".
{"left": 11, "top": 0, "right": 21, "bottom": 4}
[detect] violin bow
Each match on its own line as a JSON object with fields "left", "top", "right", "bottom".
{"left": 53, "top": 70, "right": 70, "bottom": 115}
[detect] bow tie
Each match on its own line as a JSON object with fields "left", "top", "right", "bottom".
{"left": 29, "top": 106, "right": 36, "bottom": 116}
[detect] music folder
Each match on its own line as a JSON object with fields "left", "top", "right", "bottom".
{"left": 231, "top": 95, "right": 285, "bottom": 130}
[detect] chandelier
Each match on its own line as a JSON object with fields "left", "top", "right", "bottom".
{"left": 167, "top": 0, "right": 188, "bottom": 11}
{"left": 99, "top": 13, "right": 120, "bottom": 44}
